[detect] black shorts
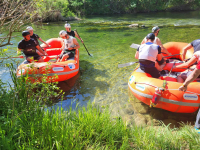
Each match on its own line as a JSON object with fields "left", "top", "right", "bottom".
{"left": 59, "top": 49, "right": 75, "bottom": 59}
{"left": 140, "top": 63, "right": 160, "bottom": 78}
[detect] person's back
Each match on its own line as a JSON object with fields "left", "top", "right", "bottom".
{"left": 136, "top": 33, "right": 162, "bottom": 78}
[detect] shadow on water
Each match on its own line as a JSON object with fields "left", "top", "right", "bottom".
{"left": 52, "top": 59, "right": 110, "bottom": 110}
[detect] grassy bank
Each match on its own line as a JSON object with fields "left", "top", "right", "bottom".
{"left": 1, "top": 65, "right": 200, "bottom": 149}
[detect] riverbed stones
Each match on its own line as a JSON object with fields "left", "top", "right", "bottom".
{"left": 128, "top": 89, "right": 197, "bottom": 129}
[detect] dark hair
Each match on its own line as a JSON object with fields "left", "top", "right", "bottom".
{"left": 146, "top": 33, "right": 155, "bottom": 40}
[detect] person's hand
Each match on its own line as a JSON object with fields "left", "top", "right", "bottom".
{"left": 48, "top": 44, "right": 51, "bottom": 47}
{"left": 81, "top": 39, "right": 84, "bottom": 43}
{"left": 178, "top": 85, "right": 187, "bottom": 92}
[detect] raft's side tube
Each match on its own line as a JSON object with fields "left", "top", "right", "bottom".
{"left": 163, "top": 42, "right": 194, "bottom": 60}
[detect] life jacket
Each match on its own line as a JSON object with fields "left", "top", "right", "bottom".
{"left": 139, "top": 42, "right": 159, "bottom": 62}
{"left": 64, "top": 36, "right": 75, "bottom": 49}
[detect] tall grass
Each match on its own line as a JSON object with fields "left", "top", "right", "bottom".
{"left": 1, "top": 64, "right": 200, "bottom": 149}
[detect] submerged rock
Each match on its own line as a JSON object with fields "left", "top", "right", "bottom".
{"left": 128, "top": 24, "right": 139, "bottom": 27}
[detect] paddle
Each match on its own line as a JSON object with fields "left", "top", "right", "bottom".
{"left": 168, "top": 62, "right": 176, "bottom": 76}
{"left": 118, "top": 61, "right": 139, "bottom": 68}
{"left": 0, "top": 55, "right": 58, "bottom": 59}
{"left": 0, "top": 55, "right": 24, "bottom": 59}
{"left": 130, "top": 43, "right": 140, "bottom": 49}
{"left": 118, "top": 54, "right": 181, "bottom": 68}
{"left": 74, "top": 29, "right": 92, "bottom": 57}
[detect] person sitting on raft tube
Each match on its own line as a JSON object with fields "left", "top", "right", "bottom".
{"left": 141, "top": 26, "right": 171, "bottom": 56}
{"left": 173, "top": 51, "right": 200, "bottom": 83}
{"left": 64, "top": 22, "right": 83, "bottom": 43}
{"left": 18, "top": 31, "right": 48, "bottom": 62}
{"left": 135, "top": 33, "right": 164, "bottom": 78}
{"left": 182, "top": 39, "right": 200, "bottom": 61}
{"left": 26, "top": 26, "right": 51, "bottom": 48}
{"left": 57, "top": 30, "right": 80, "bottom": 62}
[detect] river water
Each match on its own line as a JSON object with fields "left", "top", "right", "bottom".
{"left": 1, "top": 11, "right": 200, "bottom": 120}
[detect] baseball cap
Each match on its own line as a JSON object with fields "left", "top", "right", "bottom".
{"left": 152, "top": 26, "right": 160, "bottom": 33}
{"left": 146, "top": 33, "right": 155, "bottom": 40}
{"left": 22, "top": 31, "right": 30, "bottom": 36}
{"left": 64, "top": 22, "right": 71, "bottom": 28}
{"left": 26, "top": 26, "right": 33, "bottom": 31}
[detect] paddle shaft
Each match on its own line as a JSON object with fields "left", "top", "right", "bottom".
{"left": 0, "top": 55, "right": 58, "bottom": 59}
{"left": 74, "top": 29, "right": 92, "bottom": 56}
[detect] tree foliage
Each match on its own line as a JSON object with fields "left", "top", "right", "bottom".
{"left": 0, "top": 0, "right": 57, "bottom": 48}
{"left": 67, "top": 0, "right": 200, "bottom": 15}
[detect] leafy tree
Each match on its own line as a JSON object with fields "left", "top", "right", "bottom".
{"left": 0, "top": 0, "right": 55, "bottom": 48}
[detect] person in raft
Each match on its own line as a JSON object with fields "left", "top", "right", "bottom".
{"left": 172, "top": 51, "right": 200, "bottom": 83}
{"left": 173, "top": 52, "right": 200, "bottom": 133}
{"left": 135, "top": 33, "right": 163, "bottom": 78}
{"left": 26, "top": 26, "right": 51, "bottom": 48}
{"left": 18, "top": 31, "right": 48, "bottom": 62}
{"left": 141, "top": 26, "right": 171, "bottom": 56}
{"left": 182, "top": 39, "right": 200, "bottom": 61}
{"left": 57, "top": 30, "right": 80, "bottom": 62}
{"left": 64, "top": 22, "right": 83, "bottom": 43}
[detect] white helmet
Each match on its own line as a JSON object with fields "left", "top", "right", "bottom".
{"left": 26, "top": 26, "right": 33, "bottom": 31}
{"left": 59, "top": 30, "right": 67, "bottom": 37}
{"left": 64, "top": 22, "right": 71, "bottom": 28}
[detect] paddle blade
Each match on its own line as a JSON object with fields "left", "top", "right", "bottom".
{"left": 118, "top": 62, "right": 138, "bottom": 68}
{"left": 130, "top": 43, "right": 140, "bottom": 49}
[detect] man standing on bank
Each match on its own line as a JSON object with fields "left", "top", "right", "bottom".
{"left": 64, "top": 22, "right": 83, "bottom": 43}
{"left": 178, "top": 60, "right": 200, "bottom": 133}
{"left": 18, "top": 31, "right": 47, "bottom": 62}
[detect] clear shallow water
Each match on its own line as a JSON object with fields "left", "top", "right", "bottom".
{"left": 2, "top": 11, "right": 200, "bottom": 118}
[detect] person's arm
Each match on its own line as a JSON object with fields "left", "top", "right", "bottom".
{"left": 173, "top": 56, "right": 197, "bottom": 69}
{"left": 141, "top": 37, "right": 146, "bottom": 45}
{"left": 135, "top": 47, "right": 139, "bottom": 59}
{"left": 36, "top": 45, "right": 47, "bottom": 55}
{"left": 156, "top": 46, "right": 162, "bottom": 61}
{"left": 157, "top": 54, "right": 162, "bottom": 61}
{"left": 38, "top": 38, "right": 51, "bottom": 47}
{"left": 182, "top": 43, "right": 192, "bottom": 61}
{"left": 74, "top": 31, "right": 83, "bottom": 43}
{"left": 179, "top": 68, "right": 200, "bottom": 92}
{"left": 68, "top": 38, "right": 80, "bottom": 50}
{"left": 156, "top": 38, "right": 171, "bottom": 55}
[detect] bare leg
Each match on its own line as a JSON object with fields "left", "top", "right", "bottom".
{"left": 60, "top": 54, "right": 69, "bottom": 62}
{"left": 177, "top": 71, "right": 188, "bottom": 83}
{"left": 37, "top": 57, "right": 44, "bottom": 62}
{"left": 177, "top": 75, "right": 184, "bottom": 83}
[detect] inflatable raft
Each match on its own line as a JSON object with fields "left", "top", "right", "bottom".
{"left": 16, "top": 38, "right": 79, "bottom": 83}
{"left": 128, "top": 42, "right": 200, "bottom": 113}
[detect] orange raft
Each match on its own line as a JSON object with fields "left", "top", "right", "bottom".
{"left": 16, "top": 38, "right": 79, "bottom": 83}
{"left": 128, "top": 42, "right": 200, "bottom": 113}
